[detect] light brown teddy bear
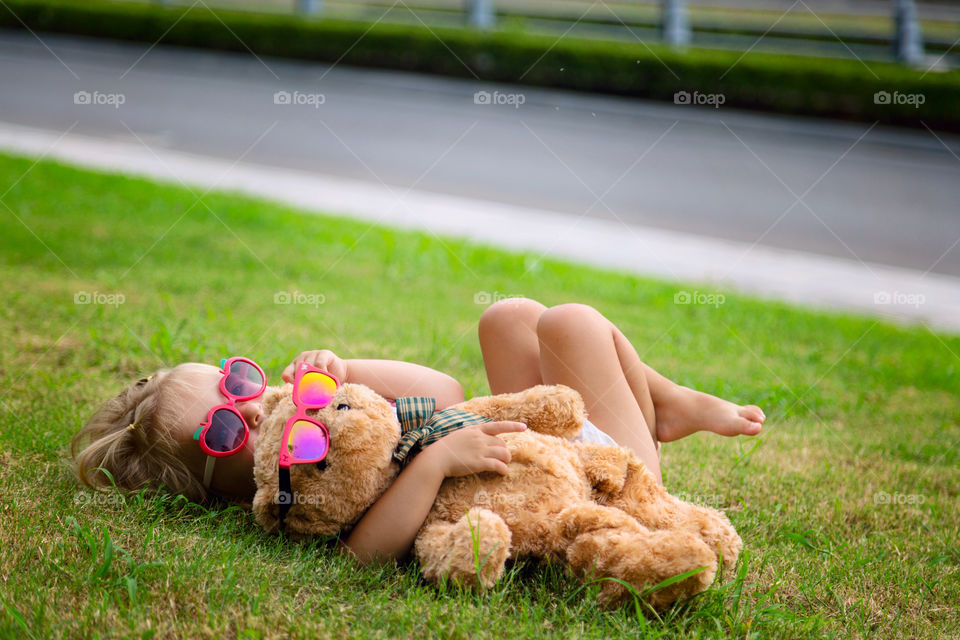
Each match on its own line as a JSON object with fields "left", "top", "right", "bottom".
{"left": 252, "top": 382, "right": 742, "bottom": 609}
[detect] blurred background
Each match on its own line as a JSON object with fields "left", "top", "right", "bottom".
{"left": 143, "top": 0, "right": 960, "bottom": 66}
{"left": 1, "top": 5, "right": 959, "bottom": 636}
{"left": 0, "top": 0, "right": 958, "bottom": 326}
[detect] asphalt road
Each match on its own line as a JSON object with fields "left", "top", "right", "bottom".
{"left": 1, "top": 29, "right": 958, "bottom": 275}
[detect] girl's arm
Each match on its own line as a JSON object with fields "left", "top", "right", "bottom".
{"left": 281, "top": 350, "right": 464, "bottom": 409}
{"left": 345, "top": 359, "right": 463, "bottom": 408}
{"left": 342, "top": 420, "right": 526, "bottom": 564}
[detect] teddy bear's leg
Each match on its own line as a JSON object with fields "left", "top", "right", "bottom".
{"left": 560, "top": 503, "right": 717, "bottom": 609}
{"left": 606, "top": 458, "right": 742, "bottom": 576}
{"left": 671, "top": 501, "right": 741, "bottom": 577}
{"left": 455, "top": 385, "right": 585, "bottom": 440}
{"left": 415, "top": 508, "right": 512, "bottom": 589}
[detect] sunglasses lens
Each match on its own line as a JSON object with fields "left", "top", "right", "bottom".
{"left": 205, "top": 409, "right": 246, "bottom": 453}
{"left": 224, "top": 359, "right": 265, "bottom": 398}
{"left": 286, "top": 419, "right": 329, "bottom": 460}
{"left": 298, "top": 371, "right": 337, "bottom": 407}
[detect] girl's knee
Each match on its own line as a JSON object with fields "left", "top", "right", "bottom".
{"left": 478, "top": 297, "right": 545, "bottom": 342}
{"left": 537, "top": 303, "right": 606, "bottom": 342}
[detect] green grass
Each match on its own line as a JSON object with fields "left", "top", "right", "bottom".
{"left": 0, "top": 152, "right": 958, "bottom": 638}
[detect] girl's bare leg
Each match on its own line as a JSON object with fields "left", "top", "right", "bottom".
{"left": 479, "top": 298, "right": 663, "bottom": 481}
{"left": 610, "top": 324, "right": 765, "bottom": 442}
{"left": 478, "top": 298, "right": 547, "bottom": 395}
{"left": 535, "top": 304, "right": 664, "bottom": 482}
{"left": 478, "top": 299, "right": 765, "bottom": 452}
{"left": 481, "top": 299, "right": 661, "bottom": 442}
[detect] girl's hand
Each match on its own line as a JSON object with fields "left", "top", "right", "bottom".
{"left": 422, "top": 421, "right": 527, "bottom": 477}
{"left": 281, "top": 349, "right": 348, "bottom": 383}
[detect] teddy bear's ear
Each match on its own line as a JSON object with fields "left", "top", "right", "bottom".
{"left": 252, "top": 488, "right": 283, "bottom": 533}
{"left": 260, "top": 384, "right": 292, "bottom": 417}
{"left": 279, "top": 506, "right": 344, "bottom": 539}
{"left": 253, "top": 493, "right": 313, "bottom": 538}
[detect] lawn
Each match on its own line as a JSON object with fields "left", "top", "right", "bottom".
{"left": 0, "top": 152, "right": 957, "bottom": 639}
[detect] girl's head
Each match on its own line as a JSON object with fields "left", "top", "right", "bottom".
{"left": 72, "top": 362, "right": 273, "bottom": 503}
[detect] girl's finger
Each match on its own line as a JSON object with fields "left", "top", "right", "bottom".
{"left": 487, "top": 445, "right": 511, "bottom": 465}
{"left": 484, "top": 458, "right": 509, "bottom": 475}
{"left": 480, "top": 421, "right": 527, "bottom": 436}
{"left": 282, "top": 355, "right": 308, "bottom": 383}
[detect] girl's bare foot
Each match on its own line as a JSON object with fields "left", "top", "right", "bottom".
{"left": 655, "top": 385, "right": 765, "bottom": 443}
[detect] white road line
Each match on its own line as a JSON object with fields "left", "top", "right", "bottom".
{"left": 1, "top": 120, "right": 958, "bottom": 333}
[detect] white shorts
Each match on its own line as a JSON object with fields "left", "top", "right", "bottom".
{"left": 572, "top": 418, "right": 618, "bottom": 446}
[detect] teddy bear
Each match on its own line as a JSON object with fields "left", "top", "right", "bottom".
{"left": 252, "top": 381, "right": 742, "bottom": 609}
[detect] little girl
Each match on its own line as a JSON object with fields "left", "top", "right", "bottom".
{"left": 73, "top": 298, "right": 764, "bottom": 563}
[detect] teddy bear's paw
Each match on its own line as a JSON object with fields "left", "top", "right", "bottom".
{"left": 415, "top": 508, "right": 512, "bottom": 590}
{"left": 687, "top": 507, "right": 743, "bottom": 578}
{"left": 512, "top": 385, "right": 586, "bottom": 439}
{"left": 568, "top": 528, "right": 717, "bottom": 610}
{"left": 621, "top": 492, "right": 743, "bottom": 579}
{"left": 456, "top": 384, "right": 585, "bottom": 440}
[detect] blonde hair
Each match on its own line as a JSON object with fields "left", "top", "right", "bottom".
{"left": 71, "top": 364, "right": 210, "bottom": 502}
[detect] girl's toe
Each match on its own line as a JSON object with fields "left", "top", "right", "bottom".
{"left": 740, "top": 405, "right": 765, "bottom": 422}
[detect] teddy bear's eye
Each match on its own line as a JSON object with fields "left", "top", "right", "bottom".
{"left": 336, "top": 403, "right": 351, "bottom": 411}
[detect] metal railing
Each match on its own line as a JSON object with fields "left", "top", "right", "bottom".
{"left": 150, "top": 0, "right": 955, "bottom": 67}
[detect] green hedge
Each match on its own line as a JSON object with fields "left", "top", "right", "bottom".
{"left": 2, "top": 0, "right": 958, "bottom": 130}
